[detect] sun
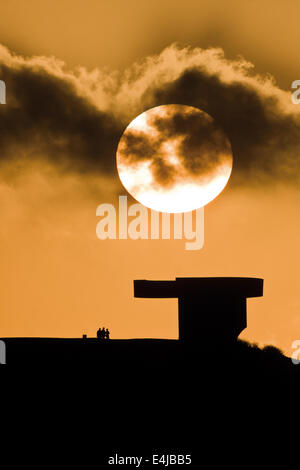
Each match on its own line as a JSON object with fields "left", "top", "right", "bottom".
{"left": 116, "top": 104, "right": 233, "bottom": 213}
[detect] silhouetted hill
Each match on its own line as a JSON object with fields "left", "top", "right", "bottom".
{"left": 3, "top": 336, "right": 298, "bottom": 465}
{"left": 2, "top": 336, "right": 299, "bottom": 384}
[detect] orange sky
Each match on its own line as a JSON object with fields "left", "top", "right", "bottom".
{"left": 0, "top": 1, "right": 300, "bottom": 356}
{"left": 0, "top": 0, "right": 298, "bottom": 89}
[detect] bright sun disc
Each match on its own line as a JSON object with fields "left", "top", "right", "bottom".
{"left": 116, "top": 104, "right": 233, "bottom": 213}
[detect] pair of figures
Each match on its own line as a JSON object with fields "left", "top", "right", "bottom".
{"left": 97, "top": 327, "right": 110, "bottom": 340}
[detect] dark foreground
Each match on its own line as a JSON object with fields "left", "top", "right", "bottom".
{"left": 2, "top": 336, "right": 299, "bottom": 389}
{"left": 2, "top": 337, "right": 299, "bottom": 465}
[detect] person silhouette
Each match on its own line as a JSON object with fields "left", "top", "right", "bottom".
{"left": 101, "top": 327, "right": 106, "bottom": 340}
{"left": 104, "top": 328, "right": 110, "bottom": 340}
{"left": 96, "top": 327, "right": 102, "bottom": 340}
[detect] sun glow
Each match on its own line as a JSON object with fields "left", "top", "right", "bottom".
{"left": 116, "top": 105, "right": 233, "bottom": 213}
{"left": 119, "top": 161, "right": 231, "bottom": 212}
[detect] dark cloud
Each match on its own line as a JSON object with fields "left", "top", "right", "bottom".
{"left": 118, "top": 106, "right": 231, "bottom": 188}
{"left": 118, "top": 127, "right": 177, "bottom": 187}
{"left": 0, "top": 63, "right": 123, "bottom": 180}
{"left": 151, "top": 107, "right": 231, "bottom": 180}
{"left": 144, "top": 67, "right": 300, "bottom": 186}
{"left": 0, "top": 44, "right": 299, "bottom": 190}
{"left": 120, "top": 130, "right": 158, "bottom": 162}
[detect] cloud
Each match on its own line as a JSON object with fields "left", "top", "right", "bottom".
{"left": 137, "top": 48, "right": 300, "bottom": 187}
{"left": 0, "top": 45, "right": 123, "bottom": 182}
{"left": 117, "top": 105, "right": 232, "bottom": 189}
{"left": 0, "top": 43, "right": 299, "bottom": 189}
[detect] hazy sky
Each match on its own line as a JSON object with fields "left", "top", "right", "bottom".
{"left": 0, "top": 0, "right": 298, "bottom": 88}
{"left": 0, "top": 0, "right": 300, "bottom": 356}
